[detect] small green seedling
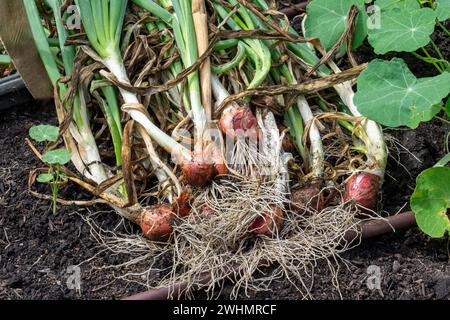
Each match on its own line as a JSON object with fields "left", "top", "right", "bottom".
{"left": 29, "top": 124, "right": 72, "bottom": 214}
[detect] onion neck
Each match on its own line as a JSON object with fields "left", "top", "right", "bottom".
{"left": 322, "top": 61, "right": 387, "bottom": 178}
{"left": 283, "top": 63, "right": 324, "bottom": 179}
{"left": 69, "top": 91, "right": 109, "bottom": 185}
{"left": 334, "top": 82, "right": 388, "bottom": 178}
{"left": 102, "top": 52, "right": 192, "bottom": 163}
{"left": 296, "top": 96, "right": 324, "bottom": 178}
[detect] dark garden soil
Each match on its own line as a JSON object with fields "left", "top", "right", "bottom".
{"left": 0, "top": 21, "right": 449, "bottom": 300}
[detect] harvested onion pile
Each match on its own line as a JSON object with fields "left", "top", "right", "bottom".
{"left": 25, "top": 0, "right": 388, "bottom": 298}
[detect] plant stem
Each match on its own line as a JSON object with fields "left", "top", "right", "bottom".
{"left": 285, "top": 107, "right": 305, "bottom": 159}
{"left": 429, "top": 39, "right": 447, "bottom": 70}
{"left": 52, "top": 164, "right": 60, "bottom": 215}
{"left": 437, "top": 20, "right": 450, "bottom": 37}
{"left": 435, "top": 116, "right": 450, "bottom": 125}
{"left": 434, "top": 152, "right": 450, "bottom": 167}
{"left": 421, "top": 47, "right": 444, "bottom": 73}
{"left": 286, "top": 70, "right": 324, "bottom": 177}
{"left": 52, "top": 185, "right": 58, "bottom": 215}
{"left": 241, "top": 1, "right": 322, "bottom": 176}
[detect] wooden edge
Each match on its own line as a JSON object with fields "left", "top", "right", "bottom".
{"left": 0, "top": 0, "right": 53, "bottom": 100}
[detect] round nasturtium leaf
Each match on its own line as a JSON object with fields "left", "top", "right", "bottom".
{"left": 367, "top": 8, "right": 436, "bottom": 54}
{"left": 435, "top": 0, "right": 450, "bottom": 21}
{"left": 37, "top": 173, "right": 55, "bottom": 183}
{"left": 411, "top": 167, "right": 450, "bottom": 238}
{"left": 305, "top": 0, "right": 368, "bottom": 51}
{"left": 354, "top": 58, "right": 450, "bottom": 128}
{"left": 375, "top": 0, "right": 420, "bottom": 10}
{"left": 29, "top": 125, "right": 59, "bottom": 142}
{"left": 42, "top": 149, "right": 72, "bottom": 165}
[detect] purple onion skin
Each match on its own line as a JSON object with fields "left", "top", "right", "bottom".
{"left": 250, "top": 207, "right": 284, "bottom": 235}
{"left": 344, "top": 172, "right": 381, "bottom": 210}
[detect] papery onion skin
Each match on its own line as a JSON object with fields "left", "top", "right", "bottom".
{"left": 204, "top": 144, "right": 229, "bottom": 176}
{"left": 181, "top": 161, "right": 217, "bottom": 187}
{"left": 173, "top": 187, "right": 193, "bottom": 217}
{"left": 199, "top": 203, "right": 215, "bottom": 216}
{"left": 343, "top": 172, "right": 381, "bottom": 210}
{"left": 139, "top": 204, "right": 174, "bottom": 241}
{"left": 219, "top": 106, "right": 260, "bottom": 141}
{"left": 291, "top": 186, "right": 325, "bottom": 213}
{"left": 250, "top": 206, "right": 284, "bottom": 235}
{"left": 181, "top": 143, "right": 229, "bottom": 187}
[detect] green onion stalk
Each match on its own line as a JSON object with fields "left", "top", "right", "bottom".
{"left": 246, "top": 0, "right": 324, "bottom": 180}
{"left": 89, "top": 82, "right": 123, "bottom": 168}
{"left": 236, "top": 0, "right": 387, "bottom": 209}
{"left": 133, "top": 20, "right": 184, "bottom": 200}
{"left": 212, "top": 1, "right": 322, "bottom": 178}
{"left": 294, "top": 39, "right": 387, "bottom": 175}
{"left": 211, "top": 1, "right": 274, "bottom": 169}
{"left": 212, "top": 42, "right": 246, "bottom": 75}
{"left": 213, "top": 0, "right": 324, "bottom": 211}
{"left": 78, "top": 0, "right": 227, "bottom": 187}
{"left": 75, "top": 0, "right": 187, "bottom": 157}
{"left": 211, "top": 1, "right": 295, "bottom": 188}
{"left": 265, "top": 14, "right": 389, "bottom": 181}
{"left": 132, "top": 0, "right": 229, "bottom": 183}
{"left": 161, "top": 0, "right": 208, "bottom": 144}
{"left": 147, "top": 20, "right": 191, "bottom": 114}
{"left": 283, "top": 65, "right": 325, "bottom": 179}
{"left": 211, "top": 2, "right": 273, "bottom": 90}
{"left": 26, "top": 0, "right": 186, "bottom": 238}
{"left": 25, "top": 0, "right": 110, "bottom": 185}
{"left": 132, "top": 0, "right": 206, "bottom": 142}
{"left": 213, "top": 1, "right": 271, "bottom": 92}
{"left": 104, "top": 31, "right": 178, "bottom": 204}
{"left": 290, "top": 14, "right": 388, "bottom": 208}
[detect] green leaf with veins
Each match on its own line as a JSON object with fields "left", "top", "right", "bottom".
{"left": 305, "top": 0, "right": 368, "bottom": 51}
{"left": 37, "top": 173, "right": 55, "bottom": 183}
{"left": 411, "top": 167, "right": 450, "bottom": 238}
{"left": 354, "top": 58, "right": 450, "bottom": 128}
{"left": 435, "top": 0, "right": 450, "bottom": 21}
{"left": 367, "top": 8, "right": 436, "bottom": 54}
{"left": 29, "top": 125, "right": 59, "bottom": 142}
{"left": 42, "top": 149, "right": 72, "bottom": 165}
{"left": 375, "top": 0, "right": 420, "bottom": 10}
